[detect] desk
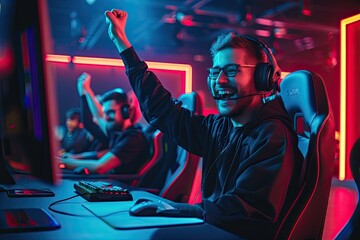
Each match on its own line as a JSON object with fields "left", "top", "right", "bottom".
{"left": 0, "top": 174, "right": 243, "bottom": 240}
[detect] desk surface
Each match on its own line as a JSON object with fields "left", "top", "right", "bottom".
{"left": 0, "top": 174, "right": 243, "bottom": 240}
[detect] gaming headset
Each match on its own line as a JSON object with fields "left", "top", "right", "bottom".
{"left": 241, "top": 35, "right": 280, "bottom": 92}
{"left": 101, "top": 88, "right": 130, "bottom": 119}
{"left": 121, "top": 103, "right": 130, "bottom": 120}
{"left": 208, "top": 33, "right": 281, "bottom": 100}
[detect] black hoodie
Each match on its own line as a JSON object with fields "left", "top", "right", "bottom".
{"left": 121, "top": 47, "right": 303, "bottom": 239}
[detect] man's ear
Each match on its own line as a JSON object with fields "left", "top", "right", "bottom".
{"left": 128, "top": 105, "right": 136, "bottom": 123}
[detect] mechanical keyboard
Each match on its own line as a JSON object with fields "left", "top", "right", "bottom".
{"left": 74, "top": 180, "right": 133, "bottom": 202}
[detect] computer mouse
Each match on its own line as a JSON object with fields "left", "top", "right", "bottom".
{"left": 73, "top": 166, "right": 90, "bottom": 175}
{"left": 129, "top": 198, "right": 159, "bottom": 216}
{"left": 134, "top": 197, "right": 158, "bottom": 205}
{"left": 129, "top": 197, "right": 178, "bottom": 216}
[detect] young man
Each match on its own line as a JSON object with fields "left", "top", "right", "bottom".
{"left": 76, "top": 72, "right": 143, "bottom": 139}
{"left": 104, "top": 9, "right": 303, "bottom": 239}
{"left": 60, "top": 85, "right": 150, "bottom": 175}
{"left": 60, "top": 107, "right": 93, "bottom": 154}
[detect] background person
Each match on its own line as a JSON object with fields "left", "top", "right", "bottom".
{"left": 61, "top": 86, "right": 151, "bottom": 174}
{"left": 58, "top": 107, "right": 93, "bottom": 155}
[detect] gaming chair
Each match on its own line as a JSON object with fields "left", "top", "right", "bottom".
{"left": 334, "top": 137, "right": 360, "bottom": 240}
{"left": 135, "top": 92, "right": 203, "bottom": 203}
{"left": 159, "top": 92, "right": 202, "bottom": 203}
{"left": 130, "top": 127, "right": 164, "bottom": 187}
{"left": 276, "top": 70, "right": 335, "bottom": 239}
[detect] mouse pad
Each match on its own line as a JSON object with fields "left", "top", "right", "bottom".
{"left": 82, "top": 202, "right": 204, "bottom": 229}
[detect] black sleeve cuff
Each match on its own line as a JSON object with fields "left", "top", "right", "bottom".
{"left": 119, "top": 47, "right": 141, "bottom": 69}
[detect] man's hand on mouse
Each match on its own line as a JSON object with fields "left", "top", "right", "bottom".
{"left": 170, "top": 202, "right": 205, "bottom": 219}
{"left": 157, "top": 200, "right": 176, "bottom": 211}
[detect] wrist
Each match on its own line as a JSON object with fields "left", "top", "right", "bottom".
{"left": 114, "top": 38, "right": 132, "bottom": 53}
{"left": 78, "top": 89, "right": 87, "bottom": 96}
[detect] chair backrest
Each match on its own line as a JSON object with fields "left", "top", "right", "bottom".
{"left": 159, "top": 92, "right": 203, "bottom": 203}
{"left": 276, "top": 70, "right": 335, "bottom": 239}
{"left": 334, "top": 137, "right": 360, "bottom": 240}
{"left": 131, "top": 127, "right": 163, "bottom": 186}
{"left": 134, "top": 92, "right": 203, "bottom": 203}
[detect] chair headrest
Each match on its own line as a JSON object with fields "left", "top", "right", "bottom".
{"left": 279, "top": 70, "right": 330, "bottom": 132}
{"left": 178, "top": 92, "right": 202, "bottom": 114}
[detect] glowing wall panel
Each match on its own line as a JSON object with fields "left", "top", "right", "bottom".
{"left": 339, "top": 13, "right": 360, "bottom": 180}
{"left": 46, "top": 55, "right": 192, "bottom": 125}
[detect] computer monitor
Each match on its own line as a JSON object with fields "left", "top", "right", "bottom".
{"left": 0, "top": 0, "right": 60, "bottom": 184}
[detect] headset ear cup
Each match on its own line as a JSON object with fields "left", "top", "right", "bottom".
{"left": 121, "top": 104, "right": 130, "bottom": 119}
{"left": 254, "top": 62, "right": 274, "bottom": 91}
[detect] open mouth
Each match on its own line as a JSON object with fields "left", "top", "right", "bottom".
{"left": 217, "top": 90, "right": 235, "bottom": 99}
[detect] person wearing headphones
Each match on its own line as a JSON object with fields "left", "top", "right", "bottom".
{"left": 60, "top": 76, "right": 150, "bottom": 175}
{"left": 104, "top": 9, "right": 303, "bottom": 239}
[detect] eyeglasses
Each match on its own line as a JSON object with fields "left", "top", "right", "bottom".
{"left": 207, "top": 64, "right": 256, "bottom": 79}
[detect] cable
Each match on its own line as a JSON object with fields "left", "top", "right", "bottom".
{"left": 48, "top": 193, "right": 94, "bottom": 217}
{"left": 99, "top": 210, "right": 129, "bottom": 218}
{"left": 48, "top": 193, "right": 130, "bottom": 218}
{"left": 191, "top": 127, "right": 246, "bottom": 204}
{"left": 191, "top": 142, "right": 232, "bottom": 205}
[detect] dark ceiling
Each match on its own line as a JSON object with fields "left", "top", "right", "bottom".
{"left": 48, "top": 0, "right": 360, "bottom": 65}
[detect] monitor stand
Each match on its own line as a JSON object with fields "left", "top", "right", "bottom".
{"left": 0, "top": 161, "right": 15, "bottom": 184}
{"left": 0, "top": 140, "right": 15, "bottom": 185}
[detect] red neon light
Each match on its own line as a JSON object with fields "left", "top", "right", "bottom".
{"left": 256, "top": 18, "right": 274, "bottom": 26}
{"left": 302, "top": 9, "right": 312, "bottom": 16}
{"left": 281, "top": 72, "right": 290, "bottom": 79}
{"left": 45, "top": 54, "right": 193, "bottom": 93}
{"left": 45, "top": 54, "right": 71, "bottom": 63}
{"left": 72, "top": 56, "right": 124, "bottom": 66}
{"left": 255, "top": 30, "right": 271, "bottom": 37}
{"left": 0, "top": 46, "right": 14, "bottom": 75}
{"left": 339, "top": 13, "right": 360, "bottom": 180}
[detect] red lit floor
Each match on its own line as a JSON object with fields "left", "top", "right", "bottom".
{"left": 322, "top": 178, "right": 358, "bottom": 239}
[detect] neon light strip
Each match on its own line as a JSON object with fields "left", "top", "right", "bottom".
{"left": 339, "top": 13, "right": 360, "bottom": 180}
{"left": 46, "top": 55, "right": 192, "bottom": 93}
{"left": 72, "top": 56, "right": 123, "bottom": 66}
{"left": 146, "top": 62, "right": 192, "bottom": 93}
{"left": 281, "top": 72, "right": 290, "bottom": 79}
{"left": 45, "top": 54, "right": 71, "bottom": 63}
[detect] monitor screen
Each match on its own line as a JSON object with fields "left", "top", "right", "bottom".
{"left": 0, "top": 0, "right": 60, "bottom": 184}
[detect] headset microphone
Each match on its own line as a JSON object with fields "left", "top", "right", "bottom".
{"left": 212, "top": 92, "right": 266, "bottom": 101}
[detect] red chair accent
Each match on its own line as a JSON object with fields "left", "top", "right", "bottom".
{"left": 135, "top": 92, "right": 203, "bottom": 203}
{"left": 131, "top": 129, "right": 163, "bottom": 187}
{"left": 334, "top": 138, "right": 360, "bottom": 239}
{"left": 276, "top": 70, "right": 336, "bottom": 239}
{"left": 159, "top": 92, "right": 203, "bottom": 203}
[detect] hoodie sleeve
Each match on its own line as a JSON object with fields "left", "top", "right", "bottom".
{"left": 120, "top": 47, "right": 206, "bottom": 156}
{"left": 80, "top": 95, "right": 108, "bottom": 146}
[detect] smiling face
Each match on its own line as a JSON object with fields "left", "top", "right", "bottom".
{"left": 209, "top": 47, "right": 263, "bottom": 120}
